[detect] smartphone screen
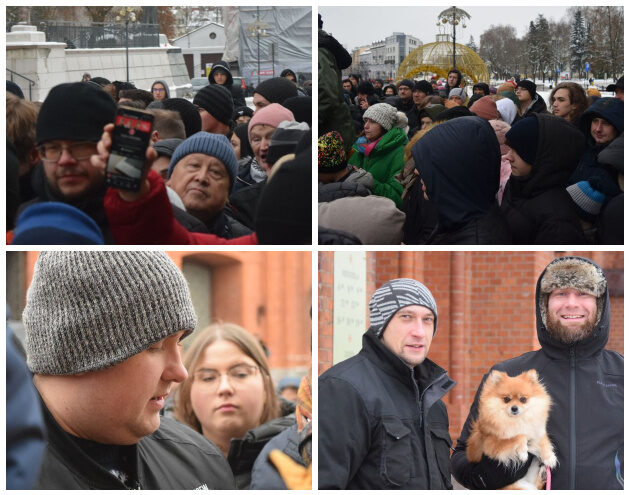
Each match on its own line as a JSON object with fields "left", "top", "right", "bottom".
{"left": 106, "top": 106, "right": 154, "bottom": 191}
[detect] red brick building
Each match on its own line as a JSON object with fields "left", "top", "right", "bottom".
{"left": 318, "top": 251, "right": 623, "bottom": 442}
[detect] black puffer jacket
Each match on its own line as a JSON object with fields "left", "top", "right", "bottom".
{"left": 319, "top": 331, "right": 455, "bottom": 489}
{"left": 500, "top": 113, "right": 587, "bottom": 244}
{"left": 451, "top": 257, "right": 624, "bottom": 490}
{"left": 36, "top": 401, "right": 236, "bottom": 489}
{"left": 412, "top": 116, "right": 512, "bottom": 244}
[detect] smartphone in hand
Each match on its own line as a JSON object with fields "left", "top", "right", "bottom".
{"left": 106, "top": 106, "right": 154, "bottom": 191}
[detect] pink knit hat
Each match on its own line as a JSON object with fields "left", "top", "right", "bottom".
{"left": 248, "top": 103, "right": 295, "bottom": 138}
{"left": 470, "top": 95, "right": 498, "bottom": 120}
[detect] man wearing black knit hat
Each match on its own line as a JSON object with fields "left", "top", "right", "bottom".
{"left": 192, "top": 84, "right": 234, "bottom": 135}
{"left": 319, "top": 278, "right": 455, "bottom": 489}
{"left": 396, "top": 79, "right": 415, "bottom": 113}
{"left": 515, "top": 79, "right": 549, "bottom": 120}
{"left": 17, "top": 82, "right": 211, "bottom": 242}
{"left": 24, "top": 251, "right": 237, "bottom": 489}
{"left": 252, "top": 77, "right": 298, "bottom": 113}
{"left": 16, "top": 82, "right": 116, "bottom": 241}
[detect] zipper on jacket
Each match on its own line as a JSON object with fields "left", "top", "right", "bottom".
{"left": 569, "top": 346, "right": 576, "bottom": 490}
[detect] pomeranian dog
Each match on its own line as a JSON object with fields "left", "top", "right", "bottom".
{"left": 466, "top": 369, "right": 557, "bottom": 490}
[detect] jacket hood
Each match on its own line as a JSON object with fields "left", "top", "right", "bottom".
{"left": 579, "top": 97, "right": 624, "bottom": 139}
{"left": 535, "top": 256, "right": 610, "bottom": 360}
{"left": 412, "top": 116, "right": 500, "bottom": 231}
{"left": 151, "top": 79, "right": 170, "bottom": 99}
{"left": 209, "top": 60, "right": 234, "bottom": 87}
{"left": 510, "top": 113, "right": 586, "bottom": 198}
{"left": 318, "top": 30, "right": 352, "bottom": 70}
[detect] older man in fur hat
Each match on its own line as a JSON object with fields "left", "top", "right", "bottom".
{"left": 452, "top": 257, "right": 623, "bottom": 490}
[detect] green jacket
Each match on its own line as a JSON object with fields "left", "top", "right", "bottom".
{"left": 348, "top": 127, "right": 407, "bottom": 207}
{"left": 318, "top": 30, "right": 355, "bottom": 152}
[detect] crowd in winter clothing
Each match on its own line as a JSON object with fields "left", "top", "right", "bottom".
{"left": 318, "top": 15, "right": 623, "bottom": 244}
{"left": 6, "top": 62, "right": 312, "bottom": 245}
{"left": 7, "top": 251, "right": 312, "bottom": 489}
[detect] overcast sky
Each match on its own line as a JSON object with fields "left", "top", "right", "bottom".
{"left": 319, "top": 6, "right": 572, "bottom": 51}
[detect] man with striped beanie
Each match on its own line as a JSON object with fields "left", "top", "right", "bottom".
{"left": 23, "top": 251, "right": 236, "bottom": 489}
{"left": 319, "top": 278, "right": 455, "bottom": 490}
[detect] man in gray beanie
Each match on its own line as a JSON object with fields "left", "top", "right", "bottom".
{"left": 23, "top": 251, "right": 236, "bottom": 489}
{"left": 319, "top": 278, "right": 455, "bottom": 489}
{"left": 451, "top": 256, "right": 623, "bottom": 490}
{"left": 166, "top": 131, "right": 252, "bottom": 239}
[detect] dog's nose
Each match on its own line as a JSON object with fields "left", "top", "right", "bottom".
{"left": 510, "top": 405, "right": 519, "bottom": 414}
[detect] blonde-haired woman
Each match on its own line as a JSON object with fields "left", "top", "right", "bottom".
{"left": 174, "top": 323, "right": 293, "bottom": 488}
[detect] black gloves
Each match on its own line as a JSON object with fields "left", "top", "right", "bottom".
{"left": 470, "top": 453, "right": 534, "bottom": 489}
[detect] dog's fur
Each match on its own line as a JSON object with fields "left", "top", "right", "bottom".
{"left": 466, "top": 369, "right": 557, "bottom": 490}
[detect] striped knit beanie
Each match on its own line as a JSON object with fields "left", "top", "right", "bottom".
{"left": 167, "top": 131, "right": 238, "bottom": 189}
{"left": 23, "top": 251, "right": 197, "bottom": 375}
{"left": 192, "top": 84, "right": 234, "bottom": 125}
{"left": 368, "top": 278, "right": 438, "bottom": 337}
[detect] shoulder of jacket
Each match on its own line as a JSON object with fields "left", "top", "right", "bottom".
{"left": 147, "top": 417, "right": 224, "bottom": 457}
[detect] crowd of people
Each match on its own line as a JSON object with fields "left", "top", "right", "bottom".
{"left": 318, "top": 15, "right": 623, "bottom": 245}
{"left": 7, "top": 61, "right": 312, "bottom": 245}
{"left": 7, "top": 251, "right": 312, "bottom": 489}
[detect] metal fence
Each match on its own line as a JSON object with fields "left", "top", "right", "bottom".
{"left": 40, "top": 21, "right": 159, "bottom": 49}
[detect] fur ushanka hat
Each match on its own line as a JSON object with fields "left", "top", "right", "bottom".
{"left": 539, "top": 257, "right": 607, "bottom": 327}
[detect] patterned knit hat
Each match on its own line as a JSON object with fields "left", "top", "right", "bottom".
{"left": 23, "top": 251, "right": 197, "bottom": 375}
{"left": 318, "top": 131, "right": 347, "bottom": 173}
{"left": 363, "top": 103, "right": 407, "bottom": 131}
{"left": 368, "top": 278, "right": 437, "bottom": 337}
{"left": 168, "top": 131, "right": 238, "bottom": 190}
{"left": 192, "top": 84, "right": 234, "bottom": 126}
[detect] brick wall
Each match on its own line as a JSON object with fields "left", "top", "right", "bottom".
{"left": 318, "top": 251, "right": 624, "bottom": 441}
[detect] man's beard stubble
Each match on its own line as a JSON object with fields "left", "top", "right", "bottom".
{"left": 546, "top": 312, "right": 598, "bottom": 345}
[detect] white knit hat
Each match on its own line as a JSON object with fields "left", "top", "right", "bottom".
{"left": 363, "top": 103, "right": 407, "bottom": 131}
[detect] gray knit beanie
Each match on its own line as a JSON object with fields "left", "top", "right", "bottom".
{"left": 363, "top": 103, "right": 407, "bottom": 131}
{"left": 368, "top": 278, "right": 437, "bottom": 337}
{"left": 23, "top": 251, "right": 197, "bottom": 375}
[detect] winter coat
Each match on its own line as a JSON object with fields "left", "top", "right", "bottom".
{"left": 227, "top": 401, "right": 296, "bottom": 489}
{"left": 451, "top": 257, "right": 623, "bottom": 490}
{"left": 500, "top": 113, "right": 587, "bottom": 244}
{"left": 318, "top": 30, "right": 355, "bottom": 152}
{"left": 209, "top": 60, "right": 246, "bottom": 107}
{"left": 412, "top": 116, "right": 512, "bottom": 244}
{"left": 228, "top": 179, "right": 267, "bottom": 230}
{"left": 402, "top": 179, "right": 439, "bottom": 245}
{"left": 569, "top": 98, "right": 623, "bottom": 201}
{"left": 249, "top": 423, "right": 303, "bottom": 489}
{"left": 348, "top": 127, "right": 407, "bottom": 207}
{"left": 104, "top": 169, "right": 257, "bottom": 244}
{"left": 318, "top": 168, "right": 373, "bottom": 202}
{"left": 318, "top": 226, "right": 363, "bottom": 244}
{"left": 36, "top": 399, "right": 236, "bottom": 489}
{"left": 319, "top": 331, "right": 456, "bottom": 489}
{"left": 205, "top": 209, "right": 253, "bottom": 239}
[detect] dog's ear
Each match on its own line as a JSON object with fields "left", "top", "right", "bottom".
{"left": 524, "top": 369, "right": 539, "bottom": 382}
{"left": 487, "top": 370, "right": 505, "bottom": 385}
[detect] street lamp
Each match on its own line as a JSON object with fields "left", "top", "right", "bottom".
{"left": 438, "top": 7, "right": 470, "bottom": 71}
{"left": 116, "top": 7, "right": 139, "bottom": 83}
{"left": 248, "top": 7, "right": 271, "bottom": 87}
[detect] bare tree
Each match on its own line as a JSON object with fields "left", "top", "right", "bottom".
{"left": 479, "top": 25, "right": 520, "bottom": 79}
{"left": 584, "top": 6, "right": 623, "bottom": 79}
